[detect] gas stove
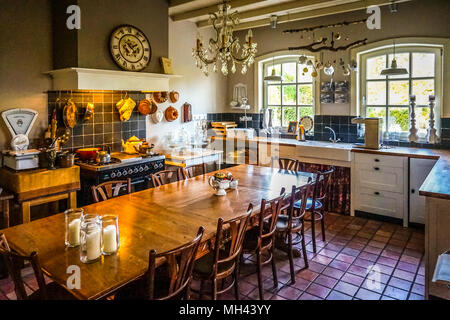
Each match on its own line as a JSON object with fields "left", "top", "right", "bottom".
{"left": 77, "top": 152, "right": 165, "bottom": 206}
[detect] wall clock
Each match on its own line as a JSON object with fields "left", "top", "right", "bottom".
{"left": 109, "top": 25, "right": 151, "bottom": 72}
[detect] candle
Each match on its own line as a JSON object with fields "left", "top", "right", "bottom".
{"left": 103, "top": 225, "right": 117, "bottom": 254}
{"left": 68, "top": 218, "right": 81, "bottom": 246}
{"left": 86, "top": 229, "right": 101, "bottom": 261}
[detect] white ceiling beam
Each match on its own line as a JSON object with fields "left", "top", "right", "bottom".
{"left": 197, "top": 0, "right": 412, "bottom": 30}
{"left": 170, "top": 0, "right": 268, "bottom": 21}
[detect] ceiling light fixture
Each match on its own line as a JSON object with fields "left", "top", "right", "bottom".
{"left": 380, "top": 40, "right": 408, "bottom": 76}
{"left": 192, "top": 1, "right": 257, "bottom": 76}
{"left": 264, "top": 56, "right": 282, "bottom": 82}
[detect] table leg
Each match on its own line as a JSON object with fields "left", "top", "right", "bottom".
{"left": 68, "top": 191, "right": 77, "bottom": 209}
{"left": 2, "top": 200, "right": 9, "bottom": 228}
{"left": 21, "top": 201, "right": 31, "bottom": 224}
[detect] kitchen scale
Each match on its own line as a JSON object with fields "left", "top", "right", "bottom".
{"left": 1, "top": 108, "right": 40, "bottom": 170}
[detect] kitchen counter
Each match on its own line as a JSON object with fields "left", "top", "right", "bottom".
{"left": 164, "top": 148, "right": 223, "bottom": 168}
{"left": 212, "top": 135, "right": 450, "bottom": 199}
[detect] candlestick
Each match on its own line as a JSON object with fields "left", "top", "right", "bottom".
{"left": 427, "top": 95, "right": 438, "bottom": 144}
{"left": 80, "top": 215, "right": 102, "bottom": 264}
{"left": 408, "top": 95, "right": 419, "bottom": 143}
{"left": 86, "top": 230, "right": 101, "bottom": 261}
{"left": 68, "top": 219, "right": 81, "bottom": 247}
{"left": 65, "top": 208, "right": 84, "bottom": 248}
{"left": 103, "top": 225, "right": 117, "bottom": 254}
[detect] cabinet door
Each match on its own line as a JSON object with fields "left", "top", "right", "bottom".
{"left": 354, "top": 187, "right": 404, "bottom": 219}
{"left": 354, "top": 163, "right": 405, "bottom": 193}
{"left": 410, "top": 158, "right": 437, "bottom": 224}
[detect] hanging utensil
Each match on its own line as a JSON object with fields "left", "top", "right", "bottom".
{"left": 63, "top": 99, "right": 77, "bottom": 128}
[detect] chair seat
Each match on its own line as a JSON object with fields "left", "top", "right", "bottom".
{"left": 29, "top": 282, "right": 75, "bottom": 300}
{"left": 242, "top": 227, "right": 272, "bottom": 252}
{"left": 276, "top": 215, "right": 301, "bottom": 231}
{"left": 294, "top": 198, "right": 322, "bottom": 210}
{"left": 193, "top": 250, "right": 235, "bottom": 277}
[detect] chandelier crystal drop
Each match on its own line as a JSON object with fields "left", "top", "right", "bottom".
{"left": 192, "top": 2, "right": 257, "bottom": 76}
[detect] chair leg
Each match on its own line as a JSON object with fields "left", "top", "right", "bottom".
{"left": 287, "top": 234, "right": 296, "bottom": 284}
{"left": 234, "top": 256, "right": 240, "bottom": 300}
{"left": 270, "top": 247, "right": 278, "bottom": 288}
{"left": 212, "top": 279, "right": 218, "bottom": 300}
{"left": 301, "top": 222, "right": 309, "bottom": 269}
{"left": 310, "top": 211, "right": 317, "bottom": 253}
{"left": 256, "top": 251, "right": 264, "bottom": 300}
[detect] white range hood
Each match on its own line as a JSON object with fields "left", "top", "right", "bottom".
{"left": 46, "top": 68, "right": 181, "bottom": 92}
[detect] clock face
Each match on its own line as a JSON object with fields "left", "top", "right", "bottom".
{"left": 109, "top": 25, "right": 151, "bottom": 71}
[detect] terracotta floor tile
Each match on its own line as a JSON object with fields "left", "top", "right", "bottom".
{"left": 326, "top": 290, "right": 352, "bottom": 300}
{"left": 329, "top": 260, "right": 350, "bottom": 272}
{"left": 353, "top": 258, "right": 373, "bottom": 268}
{"left": 392, "top": 269, "right": 415, "bottom": 282}
{"left": 347, "top": 264, "right": 368, "bottom": 277}
{"left": 363, "top": 245, "right": 382, "bottom": 255}
{"left": 414, "top": 275, "right": 425, "bottom": 285}
{"left": 341, "top": 273, "right": 365, "bottom": 287}
{"left": 408, "top": 293, "right": 424, "bottom": 300}
{"left": 322, "top": 267, "right": 345, "bottom": 279}
{"left": 384, "top": 286, "right": 409, "bottom": 300}
{"left": 361, "top": 279, "right": 385, "bottom": 294}
{"left": 411, "top": 283, "right": 425, "bottom": 295}
{"left": 291, "top": 277, "right": 312, "bottom": 291}
{"left": 238, "top": 280, "right": 257, "bottom": 296}
{"left": 306, "top": 283, "right": 331, "bottom": 299}
{"left": 307, "top": 261, "right": 326, "bottom": 274}
{"left": 311, "top": 254, "right": 333, "bottom": 266}
{"left": 319, "top": 248, "right": 339, "bottom": 259}
{"left": 381, "top": 249, "right": 401, "bottom": 260}
{"left": 277, "top": 285, "right": 302, "bottom": 300}
{"left": 246, "top": 288, "right": 273, "bottom": 300}
{"left": 314, "top": 275, "right": 339, "bottom": 289}
{"left": 298, "top": 292, "right": 322, "bottom": 300}
{"left": 388, "top": 277, "right": 412, "bottom": 291}
{"left": 271, "top": 295, "right": 287, "bottom": 300}
{"left": 336, "top": 253, "right": 356, "bottom": 264}
{"left": 377, "top": 256, "right": 398, "bottom": 267}
{"left": 355, "top": 288, "right": 381, "bottom": 300}
{"left": 381, "top": 295, "right": 396, "bottom": 300}
{"left": 334, "top": 281, "right": 359, "bottom": 296}
{"left": 400, "top": 254, "right": 421, "bottom": 266}
{"left": 358, "top": 251, "right": 378, "bottom": 262}
{"left": 341, "top": 247, "right": 361, "bottom": 257}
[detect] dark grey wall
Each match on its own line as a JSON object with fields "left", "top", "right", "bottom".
{"left": 52, "top": 0, "right": 79, "bottom": 69}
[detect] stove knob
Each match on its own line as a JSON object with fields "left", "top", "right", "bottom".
{"left": 117, "top": 171, "right": 122, "bottom": 177}
{"left": 128, "top": 169, "right": 133, "bottom": 175}
{"left": 139, "top": 166, "right": 144, "bottom": 172}
{"left": 122, "top": 170, "right": 128, "bottom": 176}
{"left": 134, "top": 168, "right": 139, "bottom": 174}
{"left": 159, "top": 163, "right": 164, "bottom": 169}
{"left": 144, "top": 165, "right": 149, "bottom": 171}
{"left": 111, "top": 172, "right": 116, "bottom": 178}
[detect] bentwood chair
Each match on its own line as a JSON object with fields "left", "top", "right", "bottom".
{"left": 294, "top": 168, "right": 334, "bottom": 253}
{"left": 192, "top": 205, "right": 253, "bottom": 300}
{"left": 0, "top": 234, "right": 74, "bottom": 300}
{"left": 271, "top": 157, "right": 299, "bottom": 171}
{"left": 276, "top": 181, "right": 312, "bottom": 283}
{"left": 149, "top": 170, "right": 180, "bottom": 187}
{"left": 179, "top": 163, "right": 207, "bottom": 180}
{"left": 114, "top": 227, "right": 204, "bottom": 300}
{"left": 91, "top": 179, "right": 132, "bottom": 203}
{"left": 242, "top": 193, "right": 289, "bottom": 300}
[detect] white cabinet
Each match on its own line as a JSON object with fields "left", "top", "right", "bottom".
{"left": 409, "top": 158, "right": 437, "bottom": 224}
{"left": 352, "top": 153, "right": 408, "bottom": 225}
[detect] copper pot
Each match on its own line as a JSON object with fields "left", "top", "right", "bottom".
{"left": 76, "top": 148, "right": 100, "bottom": 160}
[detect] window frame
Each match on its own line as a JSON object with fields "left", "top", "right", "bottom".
{"left": 262, "top": 56, "right": 316, "bottom": 128}
{"left": 360, "top": 46, "right": 440, "bottom": 138}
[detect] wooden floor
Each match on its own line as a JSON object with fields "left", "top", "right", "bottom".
{"left": 0, "top": 212, "right": 425, "bottom": 300}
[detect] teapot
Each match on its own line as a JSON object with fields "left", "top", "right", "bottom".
{"left": 121, "top": 136, "right": 143, "bottom": 154}
{"left": 208, "top": 172, "right": 231, "bottom": 196}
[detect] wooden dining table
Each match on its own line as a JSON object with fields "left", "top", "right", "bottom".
{"left": 0, "top": 164, "right": 315, "bottom": 300}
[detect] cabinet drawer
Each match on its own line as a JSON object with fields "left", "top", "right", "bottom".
{"left": 354, "top": 153, "right": 405, "bottom": 168}
{"left": 354, "top": 164, "right": 405, "bottom": 193}
{"left": 279, "top": 145, "right": 296, "bottom": 157}
{"left": 354, "top": 187, "right": 404, "bottom": 219}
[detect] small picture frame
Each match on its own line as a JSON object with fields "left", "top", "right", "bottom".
{"left": 335, "top": 81, "right": 349, "bottom": 93}
{"left": 320, "top": 92, "right": 334, "bottom": 104}
{"left": 287, "top": 121, "right": 298, "bottom": 134}
{"left": 160, "top": 57, "right": 173, "bottom": 75}
{"left": 320, "top": 81, "right": 334, "bottom": 92}
{"left": 334, "top": 92, "right": 349, "bottom": 104}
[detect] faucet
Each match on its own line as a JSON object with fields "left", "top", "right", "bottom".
{"left": 324, "top": 126, "right": 341, "bottom": 143}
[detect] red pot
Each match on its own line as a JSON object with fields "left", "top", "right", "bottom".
{"left": 76, "top": 148, "right": 100, "bottom": 161}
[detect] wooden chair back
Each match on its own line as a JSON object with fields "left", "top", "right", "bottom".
{"left": 150, "top": 170, "right": 179, "bottom": 187}
{"left": 272, "top": 157, "right": 298, "bottom": 171}
{"left": 312, "top": 167, "right": 334, "bottom": 204}
{"left": 147, "top": 227, "right": 204, "bottom": 300}
{"left": 179, "top": 163, "right": 207, "bottom": 180}
{"left": 0, "top": 234, "right": 48, "bottom": 300}
{"left": 256, "top": 193, "right": 288, "bottom": 250}
{"left": 91, "top": 179, "right": 132, "bottom": 203}
{"left": 286, "top": 180, "right": 312, "bottom": 233}
{"left": 210, "top": 205, "right": 253, "bottom": 278}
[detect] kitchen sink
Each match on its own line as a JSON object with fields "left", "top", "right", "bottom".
{"left": 295, "top": 141, "right": 352, "bottom": 162}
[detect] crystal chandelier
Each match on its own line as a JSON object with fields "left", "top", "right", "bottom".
{"left": 192, "top": 1, "right": 257, "bottom": 76}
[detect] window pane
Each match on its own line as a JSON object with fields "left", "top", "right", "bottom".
{"left": 267, "top": 85, "right": 281, "bottom": 105}
{"left": 282, "top": 107, "right": 297, "bottom": 127}
{"left": 265, "top": 64, "right": 281, "bottom": 84}
{"left": 389, "top": 80, "right": 409, "bottom": 105}
{"left": 388, "top": 53, "right": 409, "bottom": 79}
{"left": 366, "top": 55, "right": 386, "bottom": 80}
{"left": 282, "top": 63, "right": 296, "bottom": 83}
{"left": 298, "top": 64, "right": 313, "bottom": 83}
{"left": 412, "top": 79, "right": 434, "bottom": 105}
{"left": 367, "top": 81, "right": 386, "bottom": 105}
{"left": 283, "top": 85, "right": 296, "bottom": 105}
{"left": 388, "top": 107, "right": 409, "bottom": 132}
{"left": 412, "top": 53, "right": 435, "bottom": 77}
{"left": 416, "top": 107, "right": 430, "bottom": 137}
{"left": 298, "top": 84, "right": 313, "bottom": 105}
{"left": 367, "top": 107, "right": 386, "bottom": 132}
{"left": 298, "top": 107, "right": 314, "bottom": 119}
{"left": 270, "top": 106, "right": 282, "bottom": 127}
